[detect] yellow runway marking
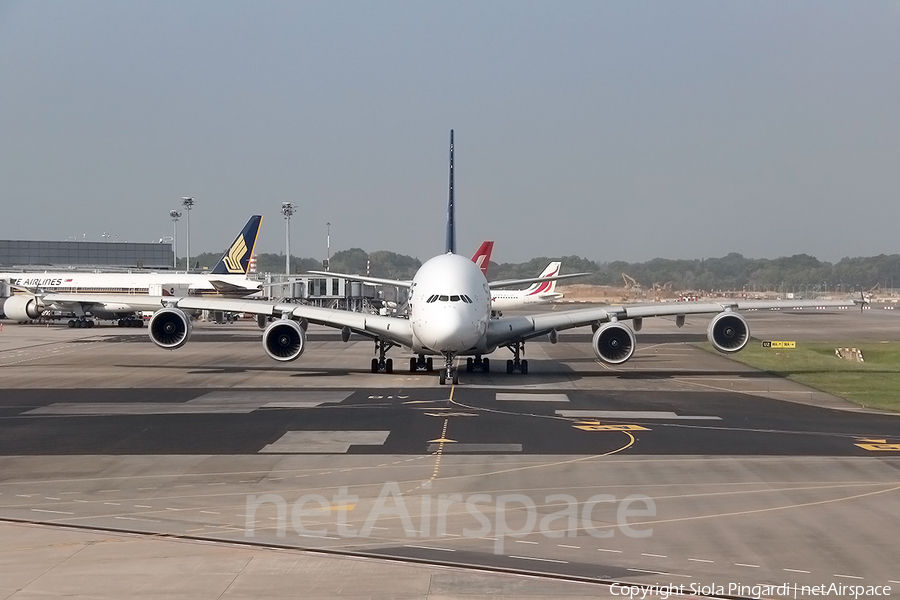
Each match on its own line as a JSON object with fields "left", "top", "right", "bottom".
{"left": 574, "top": 424, "right": 650, "bottom": 432}
{"left": 313, "top": 504, "right": 356, "bottom": 511}
{"left": 856, "top": 443, "right": 900, "bottom": 451}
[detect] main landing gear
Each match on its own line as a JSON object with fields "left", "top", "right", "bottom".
{"left": 117, "top": 317, "right": 144, "bottom": 328}
{"left": 370, "top": 339, "right": 396, "bottom": 373}
{"left": 67, "top": 318, "right": 95, "bottom": 329}
{"left": 504, "top": 341, "right": 528, "bottom": 374}
{"left": 438, "top": 352, "right": 459, "bottom": 386}
{"left": 465, "top": 355, "right": 490, "bottom": 373}
{"left": 409, "top": 355, "right": 434, "bottom": 373}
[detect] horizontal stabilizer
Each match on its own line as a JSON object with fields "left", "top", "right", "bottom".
{"left": 208, "top": 279, "right": 262, "bottom": 297}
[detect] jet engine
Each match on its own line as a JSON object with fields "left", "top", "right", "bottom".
{"left": 3, "top": 295, "right": 43, "bottom": 321}
{"left": 592, "top": 322, "right": 635, "bottom": 364}
{"left": 263, "top": 319, "right": 306, "bottom": 362}
{"left": 707, "top": 312, "right": 749, "bottom": 353}
{"left": 148, "top": 308, "right": 192, "bottom": 349}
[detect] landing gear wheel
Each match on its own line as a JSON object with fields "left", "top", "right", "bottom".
{"left": 68, "top": 320, "right": 76, "bottom": 328}
{"left": 385, "top": 358, "right": 393, "bottom": 374}
{"left": 409, "top": 357, "right": 417, "bottom": 372}
{"left": 426, "top": 357, "right": 434, "bottom": 372}
{"left": 452, "top": 369, "right": 459, "bottom": 385}
{"left": 506, "top": 359, "right": 514, "bottom": 374}
{"left": 371, "top": 358, "right": 379, "bottom": 373}
{"left": 87, "top": 320, "right": 94, "bottom": 328}
{"left": 466, "top": 357, "right": 473, "bottom": 372}
{"left": 439, "top": 371, "right": 446, "bottom": 385}
{"left": 521, "top": 359, "right": 528, "bottom": 375}
{"left": 483, "top": 357, "right": 490, "bottom": 373}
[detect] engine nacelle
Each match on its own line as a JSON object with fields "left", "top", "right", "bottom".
{"left": 3, "top": 295, "right": 44, "bottom": 321}
{"left": 148, "top": 308, "right": 192, "bottom": 349}
{"left": 707, "top": 312, "right": 749, "bottom": 353}
{"left": 263, "top": 319, "right": 306, "bottom": 362}
{"left": 592, "top": 322, "right": 636, "bottom": 364}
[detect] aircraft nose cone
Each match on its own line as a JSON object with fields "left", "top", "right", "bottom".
{"left": 425, "top": 309, "right": 476, "bottom": 351}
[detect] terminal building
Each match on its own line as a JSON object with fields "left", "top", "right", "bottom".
{"left": 0, "top": 239, "right": 174, "bottom": 270}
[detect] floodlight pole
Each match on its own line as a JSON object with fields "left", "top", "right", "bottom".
{"left": 326, "top": 222, "right": 331, "bottom": 271}
{"left": 281, "top": 202, "right": 297, "bottom": 275}
{"left": 169, "top": 210, "right": 182, "bottom": 269}
{"left": 181, "top": 197, "right": 195, "bottom": 272}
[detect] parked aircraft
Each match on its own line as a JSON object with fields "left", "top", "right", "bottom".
{"left": 490, "top": 261, "right": 567, "bottom": 312}
{"left": 1, "top": 216, "right": 262, "bottom": 327}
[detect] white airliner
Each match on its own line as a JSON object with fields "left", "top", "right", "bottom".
{"left": 1, "top": 216, "right": 262, "bottom": 327}
{"left": 96, "top": 131, "right": 858, "bottom": 385}
{"left": 490, "top": 261, "right": 569, "bottom": 312}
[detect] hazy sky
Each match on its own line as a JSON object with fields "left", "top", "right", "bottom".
{"left": 1, "top": 1, "right": 899, "bottom": 264}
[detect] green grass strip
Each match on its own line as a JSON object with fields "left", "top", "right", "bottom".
{"left": 703, "top": 341, "right": 900, "bottom": 412}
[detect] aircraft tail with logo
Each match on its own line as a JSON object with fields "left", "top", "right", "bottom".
{"left": 471, "top": 241, "right": 494, "bottom": 276}
{"left": 523, "top": 262, "right": 563, "bottom": 298}
{"left": 211, "top": 215, "right": 263, "bottom": 276}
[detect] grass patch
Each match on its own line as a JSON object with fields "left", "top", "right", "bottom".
{"left": 702, "top": 341, "right": 900, "bottom": 412}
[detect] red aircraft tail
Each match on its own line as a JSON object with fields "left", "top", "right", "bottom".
{"left": 471, "top": 241, "right": 494, "bottom": 276}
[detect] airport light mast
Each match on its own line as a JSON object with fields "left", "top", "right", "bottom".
{"left": 181, "top": 197, "right": 195, "bottom": 272}
{"left": 169, "top": 210, "right": 182, "bottom": 269}
{"left": 281, "top": 202, "right": 297, "bottom": 275}
{"left": 326, "top": 222, "right": 331, "bottom": 271}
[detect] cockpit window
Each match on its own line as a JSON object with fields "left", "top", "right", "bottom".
{"left": 427, "top": 295, "right": 438, "bottom": 303}
{"left": 450, "top": 295, "right": 460, "bottom": 302}
{"left": 462, "top": 295, "right": 472, "bottom": 303}
{"left": 438, "top": 295, "right": 449, "bottom": 302}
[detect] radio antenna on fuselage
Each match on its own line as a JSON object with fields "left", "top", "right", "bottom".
{"left": 445, "top": 129, "right": 456, "bottom": 254}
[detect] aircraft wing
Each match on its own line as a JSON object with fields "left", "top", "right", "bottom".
{"left": 304, "top": 271, "right": 412, "bottom": 289}
{"left": 486, "top": 298, "right": 859, "bottom": 347}
{"left": 40, "top": 292, "right": 415, "bottom": 347}
{"left": 42, "top": 293, "right": 166, "bottom": 312}
{"left": 488, "top": 272, "right": 590, "bottom": 289}
{"left": 170, "top": 297, "right": 414, "bottom": 347}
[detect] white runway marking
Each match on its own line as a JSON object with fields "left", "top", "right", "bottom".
{"left": 557, "top": 410, "right": 721, "bottom": 420}
{"left": 496, "top": 393, "right": 570, "bottom": 402}
{"left": 260, "top": 430, "right": 391, "bottom": 453}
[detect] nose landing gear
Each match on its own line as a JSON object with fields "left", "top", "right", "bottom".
{"left": 438, "top": 352, "right": 458, "bottom": 385}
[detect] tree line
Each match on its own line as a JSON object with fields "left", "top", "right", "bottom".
{"left": 182, "top": 249, "right": 900, "bottom": 293}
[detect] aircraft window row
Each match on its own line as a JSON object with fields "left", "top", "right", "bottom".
{"left": 425, "top": 294, "right": 473, "bottom": 303}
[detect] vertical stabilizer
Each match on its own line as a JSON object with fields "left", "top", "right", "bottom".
{"left": 471, "top": 241, "right": 494, "bottom": 276}
{"left": 525, "top": 262, "right": 561, "bottom": 295}
{"left": 445, "top": 130, "right": 456, "bottom": 254}
{"left": 211, "top": 215, "right": 263, "bottom": 276}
